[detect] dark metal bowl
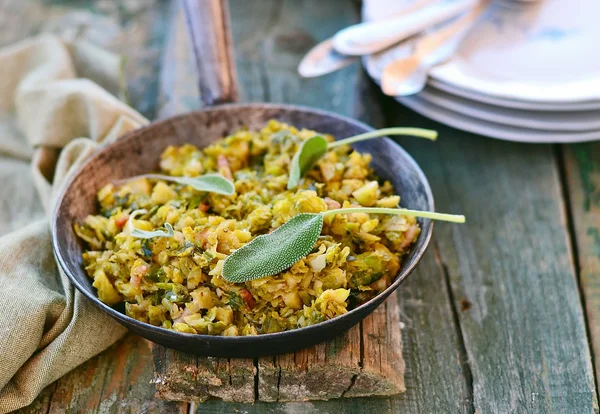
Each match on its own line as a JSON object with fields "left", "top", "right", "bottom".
{"left": 52, "top": 103, "right": 434, "bottom": 358}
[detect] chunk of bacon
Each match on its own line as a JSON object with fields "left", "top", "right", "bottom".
{"left": 130, "top": 264, "right": 148, "bottom": 287}
{"left": 115, "top": 214, "right": 129, "bottom": 228}
{"left": 239, "top": 288, "right": 256, "bottom": 309}
{"left": 324, "top": 197, "right": 341, "bottom": 210}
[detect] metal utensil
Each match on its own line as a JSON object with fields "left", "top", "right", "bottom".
{"left": 381, "top": 2, "right": 485, "bottom": 96}
{"left": 332, "top": 0, "right": 478, "bottom": 56}
{"left": 297, "top": 0, "right": 454, "bottom": 78}
{"left": 297, "top": 38, "right": 356, "bottom": 78}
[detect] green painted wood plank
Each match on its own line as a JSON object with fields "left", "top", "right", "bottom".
{"left": 389, "top": 107, "right": 598, "bottom": 413}
{"left": 563, "top": 143, "right": 600, "bottom": 396}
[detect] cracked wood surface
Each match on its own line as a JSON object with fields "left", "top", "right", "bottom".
{"left": 564, "top": 143, "right": 600, "bottom": 398}
{"left": 12, "top": 0, "right": 600, "bottom": 412}
{"left": 154, "top": 295, "right": 402, "bottom": 403}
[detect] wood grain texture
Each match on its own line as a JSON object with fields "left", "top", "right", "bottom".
{"left": 46, "top": 335, "right": 186, "bottom": 414}
{"left": 264, "top": 327, "right": 361, "bottom": 401}
{"left": 347, "top": 295, "right": 405, "bottom": 398}
{"left": 390, "top": 106, "right": 598, "bottom": 413}
{"left": 157, "top": 0, "right": 202, "bottom": 119}
{"left": 563, "top": 143, "right": 600, "bottom": 396}
{"left": 153, "top": 347, "right": 256, "bottom": 403}
{"left": 154, "top": 295, "right": 403, "bottom": 403}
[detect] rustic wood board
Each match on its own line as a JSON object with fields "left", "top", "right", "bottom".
{"left": 153, "top": 293, "right": 404, "bottom": 403}
{"left": 563, "top": 142, "right": 600, "bottom": 396}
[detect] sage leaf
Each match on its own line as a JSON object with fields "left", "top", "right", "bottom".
{"left": 126, "top": 209, "right": 175, "bottom": 239}
{"left": 287, "top": 135, "right": 328, "bottom": 190}
{"left": 222, "top": 206, "right": 464, "bottom": 283}
{"left": 116, "top": 173, "right": 235, "bottom": 195}
{"left": 287, "top": 127, "right": 437, "bottom": 189}
{"left": 222, "top": 213, "right": 324, "bottom": 283}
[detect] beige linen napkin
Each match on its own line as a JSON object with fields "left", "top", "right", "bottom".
{"left": 0, "top": 34, "right": 148, "bottom": 413}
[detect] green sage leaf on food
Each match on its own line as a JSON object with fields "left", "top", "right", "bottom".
{"left": 222, "top": 207, "right": 464, "bottom": 283}
{"left": 116, "top": 173, "right": 235, "bottom": 195}
{"left": 287, "top": 135, "right": 328, "bottom": 190}
{"left": 222, "top": 213, "right": 324, "bottom": 283}
{"left": 126, "top": 209, "right": 175, "bottom": 239}
{"left": 286, "top": 127, "right": 437, "bottom": 190}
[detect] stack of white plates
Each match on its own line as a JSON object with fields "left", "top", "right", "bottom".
{"left": 363, "top": 0, "right": 600, "bottom": 143}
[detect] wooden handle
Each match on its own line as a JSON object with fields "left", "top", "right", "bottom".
{"left": 182, "top": 0, "right": 239, "bottom": 106}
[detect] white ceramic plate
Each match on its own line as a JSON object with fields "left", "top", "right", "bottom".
{"left": 418, "top": 87, "right": 600, "bottom": 132}
{"left": 428, "top": 79, "right": 600, "bottom": 112}
{"left": 396, "top": 95, "right": 600, "bottom": 143}
{"left": 428, "top": 0, "right": 600, "bottom": 103}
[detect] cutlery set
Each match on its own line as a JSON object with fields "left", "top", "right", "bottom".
{"left": 299, "top": 0, "right": 484, "bottom": 96}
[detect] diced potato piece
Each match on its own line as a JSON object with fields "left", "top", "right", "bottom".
{"left": 151, "top": 182, "right": 177, "bottom": 204}
{"left": 222, "top": 326, "right": 239, "bottom": 336}
{"left": 308, "top": 254, "right": 327, "bottom": 273}
{"left": 376, "top": 195, "right": 400, "bottom": 208}
{"left": 360, "top": 219, "right": 379, "bottom": 233}
{"left": 132, "top": 219, "right": 153, "bottom": 231}
{"left": 319, "top": 288, "right": 350, "bottom": 304}
{"left": 187, "top": 268, "right": 207, "bottom": 290}
{"left": 92, "top": 269, "right": 122, "bottom": 306}
{"left": 128, "top": 178, "right": 152, "bottom": 195}
{"left": 173, "top": 322, "right": 197, "bottom": 334}
{"left": 352, "top": 181, "right": 379, "bottom": 206}
{"left": 234, "top": 229, "right": 252, "bottom": 243}
{"left": 215, "top": 306, "right": 234, "bottom": 324}
{"left": 283, "top": 292, "right": 303, "bottom": 310}
{"left": 190, "top": 286, "right": 214, "bottom": 310}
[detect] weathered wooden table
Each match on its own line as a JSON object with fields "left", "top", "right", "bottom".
{"left": 9, "top": 0, "right": 600, "bottom": 412}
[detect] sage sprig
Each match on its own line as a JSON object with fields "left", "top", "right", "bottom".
{"left": 126, "top": 209, "right": 174, "bottom": 239}
{"left": 222, "top": 207, "right": 464, "bottom": 283}
{"left": 287, "top": 128, "right": 437, "bottom": 189}
{"left": 116, "top": 173, "right": 235, "bottom": 195}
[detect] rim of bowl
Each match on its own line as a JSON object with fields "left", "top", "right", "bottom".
{"left": 52, "top": 102, "right": 434, "bottom": 345}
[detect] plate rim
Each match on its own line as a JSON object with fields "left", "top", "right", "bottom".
{"left": 396, "top": 95, "right": 600, "bottom": 143}
{"left": 418, "top": 87, "right": 600, "bottom": 132}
